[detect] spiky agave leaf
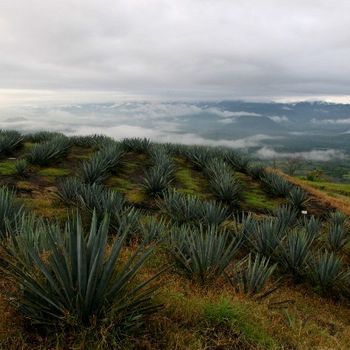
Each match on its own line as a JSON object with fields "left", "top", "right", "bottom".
{"left": 121, "top": 138, "right": 151, "bottom": 153}
{"left": 0, "top": 186, "right": 24, "bottom": 238}
{"left": 80, "top": 142, "right": 124, "bottom": 184}
{"left": 1, "top": 212, "right": 161, "bottom": 327}
{"left": 260, "top": 172, "right": 293, "bottom": 197}
{"left": 329, "top": 211, "right": 348, "bottom": 227}
{"left": 307, "top": 250, "right": 347, "bottom": 295}
{"left": 327, "top": 223, "right": 348, "bottom": 252}
{"left": 140, "top": 216, "right": 169, "bottom": 244}
{"left": 274, "top": 205, "right": 298, "bottom": 231}
{"left": 161, "top": 190, "right": 229, "bottom": 226}
{"left": 225, "top": 150, "right": 251, "bottom": 173}
{"left": 301, "top": 215, "right": 321, "bottom": 241}
{"left": 250, "top": 218, "right": 287, "bottom": 258}
{"left": 28, "top": 135, "right": 71, "bottom": 166}
{"left": 277, "top": 229, "right": 313, "bottom": 278}
{"left": 228, "top": 253, "right": 277, "bottom": 296}
{"left": 0, "top": 130, "right": 23, "bottom": 156}
{"left": 142, "top": 165, "right": 173, "bottom": 196}
{"left": 14, "top": 159, "right": 29, "bottom": 177}
{"left": 287, "top": 187, "right": 309, "bottom": 210}
{"left": 169, "top": 224, "right": 241, "bottom": 284}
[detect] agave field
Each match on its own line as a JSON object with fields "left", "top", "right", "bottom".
{"left": 0, "top": 129, "right": 350, "bottom": 349}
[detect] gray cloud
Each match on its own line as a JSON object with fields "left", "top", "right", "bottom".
{"left": 256, "top": 146, "right": 347, "bottom": 161}
{"left": 1, "top": 0, "right": 350, "bottom": 103}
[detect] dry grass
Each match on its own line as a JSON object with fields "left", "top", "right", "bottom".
{"left": 273, "top": 168, "right": 350, "bottom": 216}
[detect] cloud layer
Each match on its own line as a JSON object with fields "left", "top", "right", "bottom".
{"left": 1, "top": 0, "right": 350, "bottom": 102}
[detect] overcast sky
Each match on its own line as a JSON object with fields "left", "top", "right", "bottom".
{"left": 1, "top": 0, "right": 350, "bottom": 105}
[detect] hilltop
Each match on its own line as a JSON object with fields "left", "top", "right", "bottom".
{"left": 0, "top": 130, "right": 350, "bottom": 349}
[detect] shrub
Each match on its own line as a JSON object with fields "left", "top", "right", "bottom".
{"left": 28, "top": 136, "right": 71, "bottom": 166}
{"left": 169, "top": 225, "right": 241, "bottom": 284}
{"left": 1, "top": 212, "right": 161, "bottom": 327}
{"left": 287, "top": 187, "right": 309, "bottom": 210}
{"left": 228, "top": 253, "right": 277, "bottom": 296}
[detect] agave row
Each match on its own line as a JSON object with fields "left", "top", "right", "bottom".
{"left": 161, "top": 190, "right": 230, "bottom": 226}
{"left": 142, "top": 145, "right": 175, "bottom": 196}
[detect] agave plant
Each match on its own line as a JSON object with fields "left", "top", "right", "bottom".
{"left": 1, "top": 212, "right": 161, "bottom": 327}
{"left": 169, "top": 224, "right": 241, "bottom": 284}
{"left": 184, "top": 145, "right": 214, "bottom": 170}
{"left": 0, "top": 186, "right": 24, "bottom": 238}
{"left": 69, "top": 134, "right": 106, "bottom": 148}
{"left": 0, "top": 130, "right": 23, "bottom": 156}
{"left": 225, "top": 150, "right": 251, "bottom": 173}
{"left": 250, "top": 218, "right": 286, "bottom": 258}
{"left": 329, "top": 211, "right": 348, "bottom": 227}
{"left": 24, "top": 131, "right": 63, "bottom": 143}
{"left": 274, "top": 205, "right": 298, "bottom": 231}
{"left": 260, "top": 172, "right": 293, "bottom": 197}
{"left": 57, "top": 178, "right": 127, "bottom": 222}
{"left": 140, "top": 217, "right": 168, "bottom": 244}
{"left": 210, "top": 174, "right": 242, "bottom": 205}
{"left": 28, "top": 135, "right": 71, "bottom": 166}
{"left": 308, "top": 250, "right": 347, "bottom": 295}
{"left": 161, "top": 190, "right": 229, "bottom": 226}
{"left": 327, "top": 223, "right": 348, "bottom": 252}
{"left": 302, "top": 215, "right": 321, "bottom": 241}
{"left": 277, "top": 229, "right": 313, "bottom": 278}
{"left": 14, "top": 159, "right": 29, "bottom": 177}
{"left": 122, "top": 138, "right": 151, "bottom": 153}
{"left": 228, "top": 253, "right": 277, "bottom": 296}
{"left": 143, "top": 166, "right": 173, "bottom": 196}
{"left": 287, "top": 187, "right": 309, "bottom": 210}
{"left": 80, "top": 142, "right": 124, "bottom": 184}
{"left": 235, "top": 212, "right": 256, "bottom": 244}
{"left": 247, "top": 164, "right": 266, "bottom": 180}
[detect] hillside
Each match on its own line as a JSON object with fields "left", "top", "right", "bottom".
{"left": 0, "top": 130, "right": 350, "bottom": 350}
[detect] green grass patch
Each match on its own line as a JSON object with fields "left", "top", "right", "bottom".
{"left": 174, "top": 157, "right": 209, "bottom": 197}
{"left": 300, "top": 178, "right": 350, "bottom": 197}
{"left": 203, "top": 298, "right": 277, "bottom": 349}
{"left": 37, "top": 167, "right": 70, "bottom": 177}
{"left": 237, "top": 173, "right": 279, "bottom": 212}
{"left": 0, "top": 161, "right": 16, "bottom": 175}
